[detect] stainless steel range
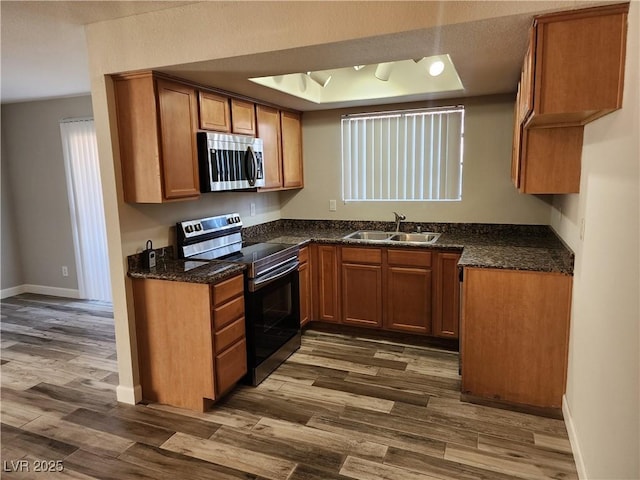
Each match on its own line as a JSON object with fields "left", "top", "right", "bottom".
{"left": 177, "top": 213, "right": 301, "bottom": 386}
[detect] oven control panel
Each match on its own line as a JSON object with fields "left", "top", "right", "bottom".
{"left": 179, "top": 213, "right": 243, "bottom": 239}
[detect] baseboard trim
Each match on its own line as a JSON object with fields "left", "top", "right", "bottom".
{"left": 1, "top": 285, "right": 27, "bottom": 299}
{"left": 116, "top": 384, "right": 142, "bottom": 405}
{"left": 2, "top": 284, "right": 81, "bottom": 299}
{"left": 563, "top": 394, "right": 587, "bottom": 479}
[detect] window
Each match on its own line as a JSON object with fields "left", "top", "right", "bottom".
{"left": 341, "top": 106, "right": 464, "bottom": 202}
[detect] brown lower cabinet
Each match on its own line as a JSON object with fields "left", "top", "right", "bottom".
{"left": 385, "top": 249, "right": 433, "bottom": 334}
{"left": 132, "top": 274, "right": 247, "bottom": 412}
{"left": 298, "top": 247, "right": 311, "bottom": 327}
{"left": 341, "top": 247, "right": 383, "bottom": 328}
{"left": 308, "top": 245, "right": 461, "bottom": 338}
{"left": 461, "top": 267, "right": 572, "bottom": 409}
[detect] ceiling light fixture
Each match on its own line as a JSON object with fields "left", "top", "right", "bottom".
{"left": 429, "top": 60, "right": 445, "bottom": 77}
{"left": 353, "top": 65, "right": 366, "bottom": 71}
{"left": 297, "top": 73, "right": 307, "bottom": 92}
{"left": 374, "top": 62, "right": 393, "bottom": 81}
{"left": 307, "top": 71, "right": 332, "bottom": 87}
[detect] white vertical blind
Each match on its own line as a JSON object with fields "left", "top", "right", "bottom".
{"left": 60, "top": 119, "right": 112, "bottom": 302}
{"left": 341, "top": 107, "right": 464, "bottom": 201}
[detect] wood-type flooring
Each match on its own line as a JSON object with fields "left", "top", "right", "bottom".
{"left": 0, "top": 293, "right": 578, "bottom": 479}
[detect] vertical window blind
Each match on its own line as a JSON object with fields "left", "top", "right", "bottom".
{"left": 341, "top": 106, "right": 464, "bottom": 201}
{"left": 60, "top": 118, "right": 112, "bottom": 302}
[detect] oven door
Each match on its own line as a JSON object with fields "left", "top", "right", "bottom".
{"left": 244, "top": 260, "right": 300, "bottom": 385}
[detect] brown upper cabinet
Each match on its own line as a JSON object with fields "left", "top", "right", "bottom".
{"left": 199, "top": 92, "right": 231, "bottom": 132}
{"left": 257, "top": 107, "right": 304, "bottom": 191}
{"left": 113, "top": 72, "right": 200, "bottom": 203}
{"left": 527, "top": 4, "right": 628, "bottom": 126}
{"left": 281, "top": 111, "right": 304, "bottom": 189}
{"left": 231, "top": 98, "right": 256, "bottom": 136}
{"left": 256, "top": 105, "right": 283, "bottom": 190}
{"left": 512, "top": 3, "right": 629, "bottom": 194}
{"left": 112, "top": 70, "right": 303, "bottom": 202}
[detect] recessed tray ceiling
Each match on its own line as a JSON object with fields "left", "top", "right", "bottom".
{"left": 249, "top": 55, "right": 463, "bottom": 105}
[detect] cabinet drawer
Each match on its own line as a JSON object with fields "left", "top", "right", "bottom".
{"left": 341, "top": 247, "right": 382, "bottom": 264}
{"left": 388, "top": 249, "right": 432, "bottom": 268}
{"left": 216, "top": 338, "right": 247, "bottom": 394}
{"left": 212, "top": 275, "right": 244, "bottom": 307}
{"left": 298, "top": 246, "right": 309, "bottom": 264}
{"left": 213, "top": 295, "right": 244, "bottom": 330}
{"left": 215, "top": 316, "right": 245, "bottom": 352}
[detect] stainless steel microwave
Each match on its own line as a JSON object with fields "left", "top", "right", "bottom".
{"left": 197, "top": 132, "right": 264, "bottom": 192}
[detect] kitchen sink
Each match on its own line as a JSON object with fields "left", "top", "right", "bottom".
{"left": 343, "top": 231, "right": 395, "bottom": 241}
{"left": 389, "top": 232, "right": 441, "bottom": 243}
{"left": 343, "top": 230, "right": 440, "bottom": 244}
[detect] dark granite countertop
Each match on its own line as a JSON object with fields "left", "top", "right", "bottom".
{"left": 245, "top": 220, "right": 574, "bottom": 275}
{"left": 127, "top": 220, "right": 574, "bottom": 283}
{"left": 127, "top": 247, "right": 246, "bottom": 284}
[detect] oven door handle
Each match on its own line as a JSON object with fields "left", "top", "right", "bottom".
{"left": 249, "top": 260, "right": 299, "bottom": 292}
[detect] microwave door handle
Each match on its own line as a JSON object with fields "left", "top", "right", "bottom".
{"left": 209, "top": 149, "right": 218, "bottom": 183}
{"left": 245, "top": 146, "right": 257, "bottom": 186}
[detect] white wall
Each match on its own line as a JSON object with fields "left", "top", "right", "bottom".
{"left": 550, "top": 2, "right": 639, "bottom": 478}
{"left": 283, "top": 95, "right": 551, "bottom": 224}
{"left": 1, "top": 95, "right": 93, "bottom": 298}
{"left": 1, "top": 133, "right": 24, "bottom": 292}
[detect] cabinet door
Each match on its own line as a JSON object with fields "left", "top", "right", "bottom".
{"left": 461, "top": 268, "right": 572, "bottom": 408}
{"left": 520, "top": 126, "right": 583, "bottom": 194}
{"left": 385, "top": 266, "right": 431, "bottom": 334}
{"left": 532, "top": 5, "right": 627, "bottom": 123}
{"left": 231, "top": 98, "right": 256, "bottom": 135}
{"left": 316, "top": 245, "right": 340, "bottom": 322}
{"left": 342, "top": 263, "right": 382, "bottom": 328}
{"left": 299, "top": 248, "right": 311, "bottom": 327}
{"left": 256, "top": 105, "right": 283, "bottom": 190}
{"left": 156, "top": 79, "right": 200, "bottom": 200}
{"left": 199, "top": 92, "right": 231, "bottom": 132}
{"left": 433, "top": 253, "right": 461, "bottom": 339}
{"left": 511, "top": 85, "right": 523, "bottom": 189}
{"left": 280, "top": 111, "right": 304, "bottom": 189}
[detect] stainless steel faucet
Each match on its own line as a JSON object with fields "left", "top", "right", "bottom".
{"left": 393, "top": 212, "right": 406, "bottom": 232}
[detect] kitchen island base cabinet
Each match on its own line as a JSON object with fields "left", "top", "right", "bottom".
{"left": 132, "top": 274, "right": 246, "bottom": 412}
{"left": 461, "top": 268, "right": 572, "bottom": 409}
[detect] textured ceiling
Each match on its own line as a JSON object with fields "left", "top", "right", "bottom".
{"left": 0, "top": 1, "right": 194, "bottom": 103}
{"left": 0, "top": 1, "right": 617, "bottom": 108}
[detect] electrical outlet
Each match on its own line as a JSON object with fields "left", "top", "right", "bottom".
{"left": 250, "top": 203, "right": 256, "bottom": 217}
{"left": 580, "top": 218, "right": 586, "bottom": 241}
{"left": 329, "top": 200, "right": 337, "bottom": 211}
{"left": 62, "top": 266, "right": 69, "bottom": 277}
